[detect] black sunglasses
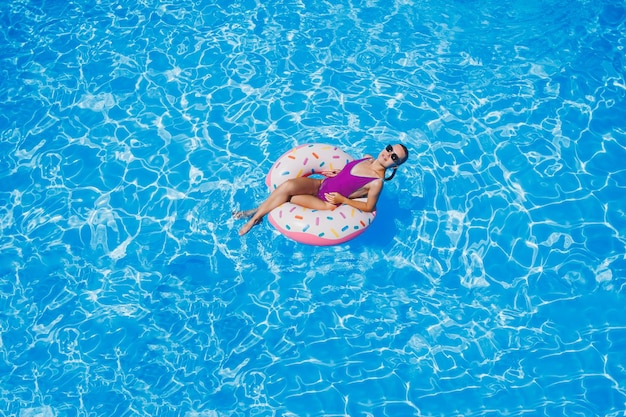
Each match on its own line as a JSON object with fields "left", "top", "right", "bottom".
{"left": 386, "top": 144, "right": 399, "bottom": 163}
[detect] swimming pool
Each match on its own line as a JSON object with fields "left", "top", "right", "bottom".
{"left": 1, "top": 0, "right": 625, "bottom": 415}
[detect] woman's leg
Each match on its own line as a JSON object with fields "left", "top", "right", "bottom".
{"left": 234, "top": 193, "right": 331, "bottom": 220}
{"left": 238, "top": 177, "right": 322, "bottom": 235}
{"left": 290, "top": 195, "right": 336, "bottom": 210}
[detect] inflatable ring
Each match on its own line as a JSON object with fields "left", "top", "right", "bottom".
{"left": 266, "top": 143, "right": 376, "bottom": 246}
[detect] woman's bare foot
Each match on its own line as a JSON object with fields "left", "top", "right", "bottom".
{"left": 233, "top": 209, "right": 257, "bottom": 219}
{"left": 238, "top": 217, "right": 262, "bottom": 236}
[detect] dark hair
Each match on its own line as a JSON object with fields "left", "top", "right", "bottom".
{"left": 384, "top": 144, "right": 409, "bottom": 181}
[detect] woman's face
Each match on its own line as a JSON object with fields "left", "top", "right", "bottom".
{"left": 379, "top": 144, "right": 406, "bottom": 167}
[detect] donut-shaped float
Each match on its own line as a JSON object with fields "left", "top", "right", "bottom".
{"left": 266, "top": 143, "right": 376, "bottom": 246}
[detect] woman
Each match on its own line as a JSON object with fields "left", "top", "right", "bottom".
{"left": 235, "top": 143, "right": 409, "bottom": 236}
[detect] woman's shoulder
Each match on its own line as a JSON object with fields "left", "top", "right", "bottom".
{"left": 354, "top": 156, "right": 374, "bottom": 166}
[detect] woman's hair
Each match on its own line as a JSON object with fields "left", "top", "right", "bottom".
{"left": 384, "top": 144, "right": 409, "bottom": 181}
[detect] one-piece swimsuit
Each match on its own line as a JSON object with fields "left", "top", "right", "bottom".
{"left": 317, "top": 158, "right": 379, "bottom": 202}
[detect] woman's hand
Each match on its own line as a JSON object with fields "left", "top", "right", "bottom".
{"left": 324, "top": 192, "right": 346, "bottom": 205}
{"left": 321, "top": 169, "right": 340, "bottom": 177}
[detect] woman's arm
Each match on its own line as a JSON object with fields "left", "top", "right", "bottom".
{"left": 323, "top": 179, "right": 383, "bottom": 212}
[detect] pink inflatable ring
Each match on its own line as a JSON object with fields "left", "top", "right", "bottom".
{"left": 266, "top": 144, "right": 376, "bottom": 246}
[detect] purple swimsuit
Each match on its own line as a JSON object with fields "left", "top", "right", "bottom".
{"left": 317, "top": 158, "right": 379, "bottom": 202}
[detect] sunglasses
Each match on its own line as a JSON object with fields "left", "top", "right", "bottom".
{"left": 386, "top": 144, "right": 400, "bottom": 163}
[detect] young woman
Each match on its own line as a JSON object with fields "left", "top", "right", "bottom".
{"left": 235, "top": 144, "right": 409, "bottom": 236}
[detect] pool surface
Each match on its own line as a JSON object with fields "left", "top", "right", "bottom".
{"left": 1, "top": 0, "right": 626, "bottom": 415}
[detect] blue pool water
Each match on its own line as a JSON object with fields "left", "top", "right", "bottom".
{"left": 1, "top": 0, "right": 626, "bottom": 415}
